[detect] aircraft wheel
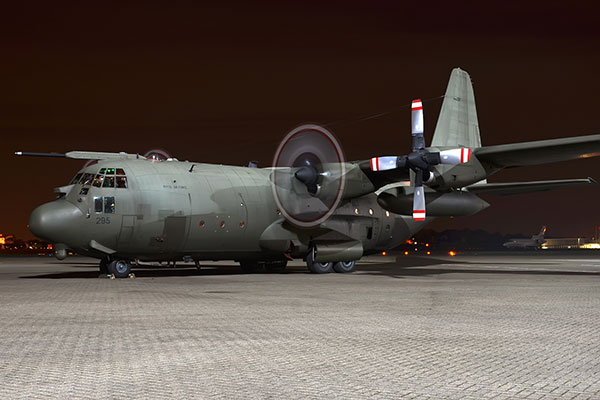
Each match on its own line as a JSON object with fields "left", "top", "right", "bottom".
{"left": 240, "top": 260, "right": 259, "bottom": 273}
{"left": 108, "top": 259, "right": 131, "bottom": 278}
{"left": 333, "top": 260, "right": 356, "bottom": 273}
{"left": 99, "top": 258, "right": 109, "bottom": 275}
{"left": 306, "top": 249, "right": 332, "bottom": 274}
{"left": 265, "top": 260, "right": 287, "bottom": 273}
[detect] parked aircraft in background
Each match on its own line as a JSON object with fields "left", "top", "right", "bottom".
{"left": 503, "top": 226, "right": 547, "bottom": 249}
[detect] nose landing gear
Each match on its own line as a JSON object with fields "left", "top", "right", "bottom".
{"left": 100, "top": 259, "right": 132, "bottom": 278}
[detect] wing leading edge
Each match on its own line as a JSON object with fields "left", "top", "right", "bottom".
{"left": 474, "top": 134, "right": 600, "bottom": 171}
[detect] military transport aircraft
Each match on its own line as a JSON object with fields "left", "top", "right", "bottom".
{"left": 503, "top": 226, "right": 547, "bottom": 249}
{"left": 17, "top": 68, "right": 600, "bottom": 277}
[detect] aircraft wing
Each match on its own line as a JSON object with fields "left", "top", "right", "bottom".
{"left": 465, "top": 177, "right": 596, "bottom": 196}
{"left": 15, "top": 151, "right": 144, "bottom": 160}
{"left": 474, "top": 134, "right": 600, "bottom": 169}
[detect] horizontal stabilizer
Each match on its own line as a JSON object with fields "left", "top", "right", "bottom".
{"left": 474, "top": 134, "right": 600, "bottom": 169}
{"left": 465, "top": 177, "right": 596, "bottom": 196}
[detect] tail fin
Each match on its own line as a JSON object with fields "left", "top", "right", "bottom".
{"left": 431, "top": 68, "right": 482, "bottom": 148}
{"left": 533, "top": 226, "right": 547, "bottom": 240}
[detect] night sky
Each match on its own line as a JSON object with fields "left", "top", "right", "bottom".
{"left": 2, "top": 2, "right": 599, "bottom": 239}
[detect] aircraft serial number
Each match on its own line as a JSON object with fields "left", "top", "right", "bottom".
{"left": 96, "top": 217, "right": 111, "bottom": 224}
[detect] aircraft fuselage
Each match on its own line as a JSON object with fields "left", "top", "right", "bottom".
{"left": 29, "top": 159, "right": 424, "bottom": 262}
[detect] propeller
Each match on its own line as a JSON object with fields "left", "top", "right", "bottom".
{"left": 271, "top": 125, "right": 346, "bottom": 228}
{"left": 370, "top": 99, "right": 472, "bottom": 221}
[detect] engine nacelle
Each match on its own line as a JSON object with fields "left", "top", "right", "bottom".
{"left": 313, "top": 241, "right": 363, "bottom": 262}
{"left": 377, "top": 188, "right": 489, "bottom": 217}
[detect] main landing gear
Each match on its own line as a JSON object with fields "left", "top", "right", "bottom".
{"left": 306, "top": 248, "right": 356, "bottom": 274}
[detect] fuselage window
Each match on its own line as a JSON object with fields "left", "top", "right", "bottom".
{"left": 70, "top": 173, "right": 83, "bottom": 185}
{"left": 94, "top": 197, "right": 103, "bottom": 213}
{"left": 104, "top": 196, "right": 115, "bottom": 214}
{"left": 116, "top": 176, "right": 128, "bottom": 188}
{"left": 103, "top": 176, "right": 115, "bottom": 188}
{"left": 79, "top": 187, "right": 89, "bottom": 196}
{"left": 92, "top": 174, "right": 104, "bottom": 187}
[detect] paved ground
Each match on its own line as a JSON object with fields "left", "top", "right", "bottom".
{"left": 1, "top": 253, "right": 599, "bottom": 399}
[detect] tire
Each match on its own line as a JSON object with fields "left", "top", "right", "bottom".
{"left": 240, "top": 260, "right": 259, "bottom": 273}
{"left": 265, "top": 260, "right": 288, "bottom": 273}
{"left": 108, "top": 259, "right": 131, "bottom": 278}
{"left": 306, "top": 248, "right": 332, "bottom": 274}
{"left": 333, "top": 260, "right": 356, "bottom": 273}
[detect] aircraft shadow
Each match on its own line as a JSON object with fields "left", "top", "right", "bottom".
{"left": 20, "top": 264, "right": 305, "bottom": 279}
{"left": 18, "top": 256, "right": 600, "bottom": 279}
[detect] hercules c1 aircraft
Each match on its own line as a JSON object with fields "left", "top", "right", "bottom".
{"left": 18, "top": 68, "right": 600, "bottom": 277}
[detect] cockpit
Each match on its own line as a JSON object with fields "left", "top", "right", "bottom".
{"left": 69, "top": 167, "right": 128, "bottom": 189}
{"left": 66, "top": 167, "right": 129, "bottom": 214}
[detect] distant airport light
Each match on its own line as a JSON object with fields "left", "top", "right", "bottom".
{"left": 425, "top": 243, "right": 429, "bottom": 247}
{"left": 381, "top": 251, "right": 387, "bottom": 256}
{"left": 404, "top": 251, "right": 409, "bottom": 256}
{"left": 448, "top": 251, "right": 456, "bottom": 256}
{"left": 426, "top": 251, "right": 431, "bottom": 255}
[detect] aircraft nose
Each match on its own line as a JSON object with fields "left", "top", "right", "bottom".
{"left": 29, "top": 200, "right": 83, "bottom": 243}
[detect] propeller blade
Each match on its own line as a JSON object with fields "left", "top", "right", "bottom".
{"left": 370, "top": 156, "right": 398, "bottom": 171}
{"left": 411, "top": 99, "right": 425, "bottom": 151}
{"left": 413, "top": 169, "right": 426, "bottom": 221}
{"left": 439, "top": 148, "right": 472, "bottom": 164}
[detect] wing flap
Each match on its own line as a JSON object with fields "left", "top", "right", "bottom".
{"left": 474, "top": 134, "right": 600, "bottom": 168}
{"left": 466, "top": 177, "right": 596, "bottom": 196}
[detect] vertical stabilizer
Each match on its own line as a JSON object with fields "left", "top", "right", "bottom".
{"left": 431, "top": 68, "right": 481, "bottom": 148}
{"left": 533, "top": 226, "right": 547, "bottom": 240}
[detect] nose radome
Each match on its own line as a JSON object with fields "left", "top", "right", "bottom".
{"left": 29, "top": 200, "right": 83, "bottom": 243}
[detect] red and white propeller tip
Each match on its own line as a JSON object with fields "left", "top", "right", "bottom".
{"left": 411, "top": 99, "right": 424, "bottom": 136}
{"left": 439, "top": 148, "right": 471, "bottom": 164}
{"left": 370, "top": 156, "right": 398, "bottom": 171}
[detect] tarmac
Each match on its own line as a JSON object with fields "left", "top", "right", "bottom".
{"left": 1, "top": 252, "right": 599, "bottom": 399}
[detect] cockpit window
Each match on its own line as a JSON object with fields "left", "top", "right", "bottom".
{"left": 90, "top": 167, "right": 128, "bottom": 189}
{"left": 92, "top": 174, "right": 104, "bottom": 187}
{"left": 94, "top": 197, "right": 103, "bottom": 213}
{"left": 104, "top": 196, "right": 115, "bottom": 213}
{"left": 102, "top": 176, "right": 115, "bottom": 188}
{"left": 116, "top": 176, "right": 128, "bottom": 188}
{"left": 70, "top": 173, "right": 83, "bottom": 185}
{"left": 80, "top": 173, "right": 94, "bottom": 186}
